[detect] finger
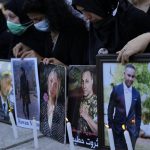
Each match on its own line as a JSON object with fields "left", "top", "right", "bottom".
{"left": 123, "top": 53, "right": 129, "bottom": 64}
{"left": 46, "top": 58, "right": 54, "bottom": 64}
{"left": 42, "top": 58, "right": 47, "bottom": 64}
{"left": 121, "top": 53, "right": 125, "bottom": 65}
{"left": 20, "top": 51, "right": 31, "bottom": 59}
{"left": 18, "top": 49, "right": 28, "bottom": 56}
{"left": 116, "top": 51, "right": 120, "bottom": 54}
{"left": 117, "top": 50, "right": 123, "bottom": 62}
{"left": 13, "top": 46, "right": 21, "bottom": 57}
{"left": 13, "top": 43, "right": 24, "bottom": 57}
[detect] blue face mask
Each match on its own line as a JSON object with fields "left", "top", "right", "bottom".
{"left": 34, "top": 19, "right": 49, "bottom": 32}
{"left": 7, "top": 21, "right": 33, "bottom": 35}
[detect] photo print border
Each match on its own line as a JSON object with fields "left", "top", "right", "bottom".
{"left": 96, "top": 54, "right": 150, "bottom": 150}
{"left": 0, "top": 59, "right": 15, "bottom": 124}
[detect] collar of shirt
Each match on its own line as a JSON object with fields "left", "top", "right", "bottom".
{"left": 1, "top": 96, "right": 7, "bottom": 106}
{"left": 123, "top": 82, "right": 132, "bottom": 93}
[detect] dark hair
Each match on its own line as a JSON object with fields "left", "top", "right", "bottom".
{"left": 23, "top": 0, "right": 86, "bottom": 31}
{"left": 82, "top": 69, "right": 94, "bottom": 80}
{"left": 23, "top": 0, "right": 47, "bottom": 14}
{"left": 72, "top": 0, "right": 118, "bottom": 18}
{"left": 125, "top": 64, "right": 136, "bottom": 71}
{"left": 3, "top": 0, "right": 30, "bottom": 23}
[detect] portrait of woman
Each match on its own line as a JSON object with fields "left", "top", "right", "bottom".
{"left": 40, "top": 64, "right": 66, "bottom": 143}
{"left": 47, "top": 67, "right": 61, "bottom": 129}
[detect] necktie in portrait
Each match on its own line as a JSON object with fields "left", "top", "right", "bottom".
{"left": 3, "top": 103, "right": 6, "bottom": 114}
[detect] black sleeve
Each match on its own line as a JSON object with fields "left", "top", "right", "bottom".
{"left": 108, "top": 87, "right": 116, "bottom": 128}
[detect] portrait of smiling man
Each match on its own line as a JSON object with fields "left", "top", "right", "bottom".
{"left": 108, "top": 64, "right": 141, "bottom": 150}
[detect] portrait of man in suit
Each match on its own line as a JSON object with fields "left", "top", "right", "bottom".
{"left": 0, "top": 73, "right": 14, "bottom": 122}
{"left": 108, "top": 64, "right": 141, "bottom": 150}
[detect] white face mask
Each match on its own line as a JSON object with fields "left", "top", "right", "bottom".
{"left": 34, "top": 19, "right": 49, "bottom": 32}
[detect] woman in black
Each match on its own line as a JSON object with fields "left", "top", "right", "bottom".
{"left": 2, "top": 0, "right": 50, "bottom": 59}
{"left": 14, "top": 0, "right": 89, "bottom": 65}
{"left": 0, "top": 9, "right": 12, "bottom": 59}
{"left": 73, "top": 0, "right": 150, "bottom": 64}
{"left": 117, "top": 0, "right": 150, "bottom": 63}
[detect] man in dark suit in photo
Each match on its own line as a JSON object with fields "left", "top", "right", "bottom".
{"left": 0, "top": 73, "right": 14, "bottom": 122}
{"left": 108, "top": 64, "right": 141, "bottom": 150}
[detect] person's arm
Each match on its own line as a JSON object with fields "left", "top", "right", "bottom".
{"left": 116, "top": 33, "right": 150, "bottom": 64}
{"left": 13, "top": 42, "right": 44, "bottom": 62}
{"left": 80, "top": 105, "right": 98, "bottom": 134}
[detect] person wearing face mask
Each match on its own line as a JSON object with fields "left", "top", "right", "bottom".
{"left": 73, "top": 0, "right": 150, "bottom": 65}
{"left": 0, "top": 6, "right": 12, "bottom": 59}
{"left": 13, "top": 0, "right": 88, "bottom": 65}
{"left": 1, "top": 0, "right": 52, "bottom": 60}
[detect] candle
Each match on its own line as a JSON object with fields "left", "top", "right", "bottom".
{"left": 124, "top": 130, "right": 133, "bottom": 150}
{"left": 122, "top": 124, "right": 133, "bottom": 150}
{"left": 9, "top": 112, "right": 18, "bottom": 139}
{"left": 66, "top": 118, "right": 75, "bottom": 150}
{"left": 108, "top": 128, "right": 115, "bottom": 150}
{"left": 105, "top": 125, "right": 115, "bottom": 150}
{"left": 32, "top": 117, "right": 39, "bottom": 149}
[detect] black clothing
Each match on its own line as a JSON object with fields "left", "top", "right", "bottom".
{"left": 147, "top": 7, "right": 150, "bottom": 15}
{"left": 44, "top": 18, "right": 89, "bottom": 65}
{"left": 40, "top": 100, "right": 65, "bottom": 143}
{"left": 20, "top": 72, "right": 30, "bottom": 104}
{"left": 9, "top": 28, "right": 51, "bottom": 58}
{"left": 5, "top": 0, "right": 29, "bottom": 24}
{"left": 72, "top": 0, "right": 118, "bottom": 18}
{"left": 0, "top": 10, "right": 12, "bottom": 59}
{"left": 5, "top": 0, "right": 51, "bottom": 58}
{"left": 20, "top": 71, "right": 30, "bottom": 119}
{"left": 74, "top": 0, "right": 150, "bottom": 64}
{"left": 45, "top": 27, "right": 88, "bottom": 65}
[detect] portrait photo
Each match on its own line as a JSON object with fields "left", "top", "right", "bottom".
{"left": 0, "top": 60, "right": 15, "bottom": 124}
{"left": 97, "top": 54, "right": 150, "bottom": 150}
{"left": 11, "top": 58, "right": 40, "bottom": 129}
{"left": 68, "top": 65, "right": 98, "bottom": 149}
{"left": 39, "top": 63, "right": 67, "bottom": 143}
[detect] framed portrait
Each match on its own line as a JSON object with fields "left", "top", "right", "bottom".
{"left": 0, "top": 59, "right": 15, "bottom": 124}
{"left": 39, "top": 63, "right": 67, "bottom": 143}
{"left": 97, "top": 54, "right": 150, "bottom": 150}
{"left": 68, "top": 65, "right": 98, "bottom": 149}
{"left": 11, "top": 58, "right": 40, "bottom": 129}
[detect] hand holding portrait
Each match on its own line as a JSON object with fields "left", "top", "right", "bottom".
{"left": 42, "top": 57, "right": 65, "bottom": 66}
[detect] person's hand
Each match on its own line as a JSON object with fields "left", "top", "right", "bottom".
{"left": 80, "top": 105, "right": 89, "bottom": 121}
{"left": 13, "top": 42, "right": 43, "bottom": 62}
{"left": 19, "top": 50, "right": 43, "bottom": 63}
{"left": 13, "top": 42, "right": 31, "bottom": 57}
{"left": 116, "top": 33, "right": 150, "bottom": 64}
{"left": 42, "top": 57, "right": 65, "bottom": 66}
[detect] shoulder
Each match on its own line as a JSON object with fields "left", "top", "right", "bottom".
{"left": 132, "top": 87, "right": 140, "bottom": 96}
{"left": 113, "top": 83, "right": 123, "bottom": 91}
